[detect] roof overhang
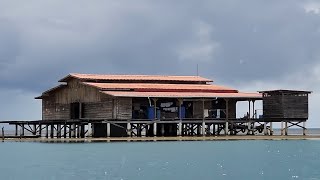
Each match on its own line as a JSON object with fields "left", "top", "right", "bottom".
{"left": 101, "top": 91, "right": 262, "bottom": 100}
{"left": 35, "top": 84, "right": 67, "bottom": 99}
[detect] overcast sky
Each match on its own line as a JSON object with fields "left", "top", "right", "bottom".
{"left": 0, "top": 0, "right": 319, "bottom": 127}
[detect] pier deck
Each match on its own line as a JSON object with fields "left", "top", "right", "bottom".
{"left": 0, "top": 118, "right": 309, "bottom": 140}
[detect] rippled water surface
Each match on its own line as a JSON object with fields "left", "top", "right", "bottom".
{"left": 0, "top": 140, "right": 319, "bottom": 180}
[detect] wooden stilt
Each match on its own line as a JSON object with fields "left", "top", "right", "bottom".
{"left": 57, "top": 124, "right": 61, "bottom": 138}
{"left": 270, "top": 122, "right": 273, "bottom": 135}
{"left": 69, "top": 125, "right": 72, "bottom": 138}
{"left": 178, "top": 121, "right": 182, "bottom": 136}
{"left": 202, "top": 99, "right": 205, "bottom": 136}
{"left": 225, "top": 122, "right": 228, "bottom": 135}
{"left": 303, "top": 121, "right": 306, "bottom": 135}
{"left": 281, "top": 121, "right": 284, "bottom": 135}
{"left": 225, "top": 99, "right": 229, "bottom": 135}
{"left": 137, "top": 124, "right": 142, "bottom": 137}
{"left": 21, "top": 124, "right": 25, "bottom": 136}
{"left": 72, "top": 124, "right": 76, "bottom": 138}
{"left": 39, "top": 124, "right": 42, "bottom": 137}
{"left": 87, "top": 123, "right": 92, "bottom": 137}
{"left": 264, "top": 122, "right": 267, "bottom": 135}
{"left": 285, "top": 122, "right": 288, "bottom": 135}
{"left": 15, "top": 124, "right": 18, "bottom": 136}
{"left": 127, "top": 122, "right": 131, "bottom": 137}
{"left": 107, "top": 123, "right": 111, "bottom": 137}
{"left": 80, "top": 124, "right": 85, "bottom": 138}
{"left": 91, "top": 123, "right": 95, "bottom": 137}
{"left": 50, "top": 124, "right": 54, "bottom": 138}
{"left": 153, "top": 122, "right": 157, "bottom": 137}
{"left": 202, "top": 121, "right": 206, "bottom": 136}
{"left": 33, "top": 124, "right": 37, "bottom": 135}
{"left": 63, "top": 124, "right": 67, "bottom": 138}
{"left": 77, "top": 125, "right": 81, "bottom": 138}
{"left": 45, "top": 124, "right": 49, "bottom": 138}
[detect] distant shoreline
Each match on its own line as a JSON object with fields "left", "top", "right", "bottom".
{"left": 1, "top": 135, "right": 320, "bottom": 143}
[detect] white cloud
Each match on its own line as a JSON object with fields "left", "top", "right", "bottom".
{"left": 303, "top": 1, "right": 320, "bottom": 14}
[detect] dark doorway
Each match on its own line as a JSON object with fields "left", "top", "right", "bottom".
{"left": 70, "top": 102, "right": 84, "bottom": 119}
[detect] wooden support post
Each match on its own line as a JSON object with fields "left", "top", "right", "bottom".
{"left": 69, "top": 125, "right": 72, "bottom": 138}
{"left": 107, "top": 123, "right": 111, "bottom": 137}
{"left": 87, "top": 123, "right": 92, "bottom": 137}
{"left": 225, "top": 122, "right": 229, "bottom": 136}
{"left": 270, "top": 122, "right": 273, "bottom": 135}
{"left": 303, "top": 121, "right": 306, "bottom": 135}
{"left": 63, "top": 124, "right": 67, "bottom": 138}
{"left": 15, "top": 124, "right": 18, "bottom": 136}
{"left": 178, "top": 98, "right": 183, "bottom": 137}
{"left": 225, "top": 99, "right": 229, "bottom": 135}
{"left": 137, "top": 124, "right": 142, "bottom": 137}
{"left": 77, "top": 125, "right": 80, "bottom": 138}
{"left": 57, "top": 124, "right": 61, "bottom": 138}
{"left": 81, "top": 124, "right": 85, "bottom": 138}
{"left": 50, "top": 124, "right": 54, "bottom": 138}
{"left": 264, "top": 122, "right": 267, "bottom": 135}
{"left": 248, "top": 100, "right": 251, "bottom": 119}
{"left": 153, "top": 98, "right": 158, "bottom": 137}
{"left": 33, "top": 124, "right": 37, "bottom": 135}
{"left": 38, "top": 125, "right": 42, "bottom": 137}
{"left": 153, "top": 122, "right": 157, "bottom": 137}
{"left": 202, "top": 121, "right": 206, "bottom": 136}
{"left": 178, "top": 121, "right": 182, "bottom": 136}
{"left": 21, "top": 124, "right": 25, "bottom": 136}
{"left": 252, "top": 100, "right": 255, "bottom": 119}
{"left": 281, "top": 121, "right": 284, "bottom": 135}
{"left": 45, "top": 124, "right": 49, "bottom": 138}
{"left": 2, "top": 127, "right": 4, "bottom": 141}
{"left": 91, "top": 123, "right": 95, "bottom": 137}
{"left": 202, "top": 99, "right": 205, "bottom": 136}
{"left": 285, "top": 122, "right": 288, "bottom": 135}
{"left": 127, "top": 122, "right": 131, "bottom": 137}
{"left": 72, "top": 124, "right": 76, "bottom": 138}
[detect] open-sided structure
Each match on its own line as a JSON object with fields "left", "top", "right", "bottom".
{"left": 0, "top": 73, "right": 312, "bottom": 139}
{"left": 34, "top": 73, "right": 262, "bottom": 137}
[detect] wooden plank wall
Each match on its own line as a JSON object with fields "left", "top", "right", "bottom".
{"left": 43, "top": 97, "right": 70, "bottom": 120}
{"left": 54, "top": 79, "right": 102, "bottom": 104}
{"left": 83, "top": 101, "right": 113, "bottom": 119}
{"left": 283, "top": 95, "right": 308, "bottom": 119}
{"left": 263, "top": 93, "right": 309, "bottom": 119}
{"left": 263, "top": 95, "right": 283, "bottom": 118}
{"left": 115, "top": 98, "right": 133, "bottom": 120}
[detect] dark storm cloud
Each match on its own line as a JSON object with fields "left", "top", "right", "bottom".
{"left": 0, "top": 0, "right": 319, "bottom": 126}
{"left": 0, "top": 0, "right": 319, "bottom": 91}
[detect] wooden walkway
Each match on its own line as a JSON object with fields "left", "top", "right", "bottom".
{"left": 0, "top": 118, "right": 309, "bottom": 139}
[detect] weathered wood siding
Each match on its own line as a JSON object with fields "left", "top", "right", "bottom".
{"left": 54, "top": 79, "right": 102, "bottom": 104}
{"left": 263, "top": 93, "right": 309, "bottom": 120}
{"left": 43, "top": 97, "right": 70, "bottom": 120}
{"left": 42, "top": 79, "right": 114, "bottom": 120}
{"left": 83, "top": 101, "right": 113, "bottom": 119}
{"left": 113, "top": 98, "right": 133, "bottom": 120}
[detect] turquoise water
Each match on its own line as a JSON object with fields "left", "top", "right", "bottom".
{"left": 0, "top": 140, "right": 320, "bottom": 180}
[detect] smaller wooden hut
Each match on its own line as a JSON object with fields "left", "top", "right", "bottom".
{"left": 259, "top": 90, "right": 312, "bottom": 121}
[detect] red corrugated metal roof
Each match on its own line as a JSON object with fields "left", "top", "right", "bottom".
{"left": 59, "top": 73, "right": 213, "bottom": 82}
{"left": 101, "top": 91, "right": 262, "bottom": 99}
{"left": 83, "top": 82, "right": 238, "bottom": 93}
